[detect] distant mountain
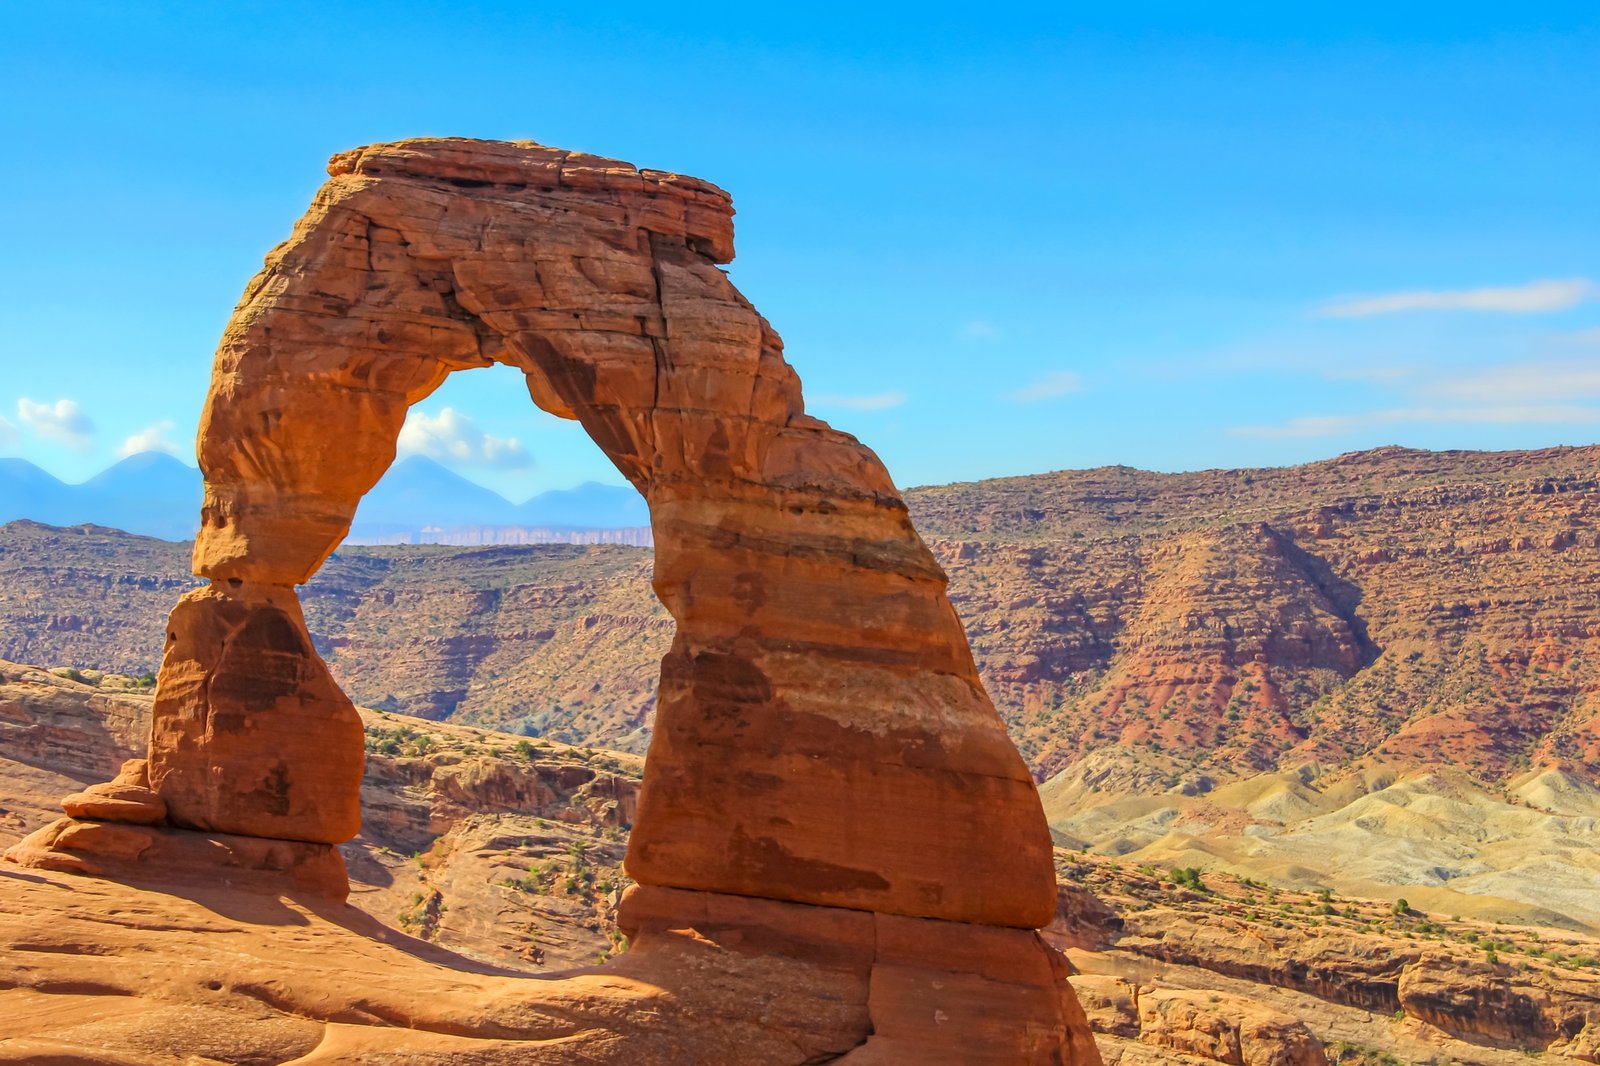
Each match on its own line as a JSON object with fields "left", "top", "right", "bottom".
{"left": 350, "top": 455, "right": 521, "bottom": 534}
{"left": 80, "top": 452, "right": 205, "bottom": 541}
{"left": 0, "top": 452, "right": 649, "bottom": 544}
{"left": 0, "top": 459, "right": 77, "bottom": 527}
{"left": 0, "top": 453, "right": 200, "bottom": 540}
{"left": 346, "top": 456, "right": 649, "bottom": 544}
{"left": 516, "top": 481, "right": 649, "bottom": 529}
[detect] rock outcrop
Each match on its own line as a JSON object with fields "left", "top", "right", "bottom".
{"left": 1071, "top": 977, "right": 1329, "bottom": 1066}
{"left": 1057, "top": 851, "right": 1600, "bottom": 1061}
{"left": 3, "top": 138, "right": 1089, "bottom": 1062}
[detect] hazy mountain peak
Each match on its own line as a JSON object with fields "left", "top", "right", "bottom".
{"left": 0, "top": 451, "right": 649, "bottom": 544}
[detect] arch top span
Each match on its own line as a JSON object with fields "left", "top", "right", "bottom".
{"left": 195, "top": 137, "right": 783, "bottom": 587}
{"left": 155, "top": 137, "right": 1059, "bottom": 929}
{"left": 326, "top": 138, "right": 739, "bottom": 262}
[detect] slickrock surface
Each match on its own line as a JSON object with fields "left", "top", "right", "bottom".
{"left": 0, "top": 864, "right": 1099, "bottom": 1065}
{"left": 9, "top": 661, "right": 1600, "bottom": 1061}
{"left": 4, "top": 137, "right": 1085, "bottom": 1062}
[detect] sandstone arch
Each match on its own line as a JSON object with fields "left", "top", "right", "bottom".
{"left": 9, "top": 139, "right": 1098, "bottom": 1063}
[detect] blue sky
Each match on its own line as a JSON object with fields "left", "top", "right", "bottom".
{"left": 2, "top": 3, "right": 1597, "bottom": 500}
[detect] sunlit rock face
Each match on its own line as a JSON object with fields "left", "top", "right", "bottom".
{"left": 6, "top": 138, "right": 1095, "bottom": 1063}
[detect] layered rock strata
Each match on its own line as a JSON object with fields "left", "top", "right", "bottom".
{"left": 5, "top": 138, "right": 1089, "bottom": 1061}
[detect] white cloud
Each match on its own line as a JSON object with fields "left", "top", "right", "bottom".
{"left": 0, "top": 415, "right": 16, "bottom": 449}
{"left": 1231, "top": 404, "right": 1600, "bottom": 439}
{"left": 1011, "top": 371, "right": 1083, "bottom": 403}
{"left": 809, "top": 390, "right": 907, "bottom": 412}
{"left": 119, "top": 420, "right": 182, "bottom": 458}
{"left": 1426, "top": 359, "right": 1600, "bottom": 404}
{"left": 1318, "top": 278, "right": 1595, "bottom": 318}
{"left": 17, "top": 398, "right": 94, "bottom": 450}
{"left": 1322, "top": 365, "right": 1414, "bottom": 384}
{"left": 960, "top": 320, "right": 1003, "bottom": 341}
{"left": 397, "top": 407, "right": 533, "bottom": 468}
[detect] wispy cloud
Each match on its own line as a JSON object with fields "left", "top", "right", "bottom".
{"left": 398, "top": 407, "right": 533, "bottom": 468}
{"left": 1318, "top": 278, "right": 1595, "bottom": 318}
{"left": 1425, "top": 359, "right": 1600, "bottom": 404}
{"left": 960, "top": 320, "right": 1003, "bottom": 341}
{"left": 17, "top": 398, "right": 94, "bottom": 450}
{"left": 1232, "top": 404, "right": 1600, "bottom": 439}
{"left": 1011, "top": 371, "right": 1083, "bottom": 403}
{"left": 119, "top": 420, "right": 182, "bottom": 458}
{"left": 1322, "top": 365, "right": 1414, "bottom": 384}
{"left": 0, "top": 415, "right": 16, "bottom": 449}
{"left": 809, "top": 390, "right": 907, "bottom": 412}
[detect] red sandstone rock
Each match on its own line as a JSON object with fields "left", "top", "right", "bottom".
{"left": 7, "top": 815, "right": 350, "bottom": 900}
{"left": 618, "top": 884, "right": 1096, "bottom": 1065}
{"left": 1135, "top": 989, "right": 1328, "bottom": 1066}
{"left": 1066, "top": 981, "right": 1328, "bottom": 1066}
{"left": 0, "top": 866, "right": 1091, "bottom": 1064}
{"left": 1070, "top": 975, "right": 1142, "bottom": 1039}
{"left": 60, "top": 758, "right": 166, "bottom": 824}
{"left": 168, "top": 136, "right": 1052, "bottom": 927}
{"left": 147, "top": 583, "right": 364, "bottom": 843}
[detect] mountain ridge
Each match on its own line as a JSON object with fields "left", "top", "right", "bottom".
{"left": 0, "top": 451, "right": 650, "bottom": 542}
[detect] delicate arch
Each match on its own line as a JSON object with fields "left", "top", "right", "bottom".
{"left": 144, "top": 138, "right": 1054, "bottom": 928}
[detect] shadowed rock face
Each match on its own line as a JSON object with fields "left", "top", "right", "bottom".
{"left": 5, "top": 139, "right": 1093, "bottom": 1061}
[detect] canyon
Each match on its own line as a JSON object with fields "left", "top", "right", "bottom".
{"left": 8, "top": 443, "right": 1598, "bottom": 788}
{"left": 5, "top": 445, "right": 1598, "bottom": 932}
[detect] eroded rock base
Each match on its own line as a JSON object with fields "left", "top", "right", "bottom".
{"left": 0, "top": 867, "right": 1097, "bottom": 1064}
{"left": 4, "top": 818, "right": 349, "bottom": 902}
{"left": 3, "top": 755, "right": 351, "bottom": 900}
{"left": 619, "top": 884, "right": 1099, "bottom": 1065}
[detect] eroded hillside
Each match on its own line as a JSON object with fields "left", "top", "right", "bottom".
{"left": 914, "top": 445, "right": 1600, "bottom": 781}
{"left": 5, "top": 445, "right": 1598, "bottom": 788}
{"left": 0, "top": 523, "right": 666, "bottom": 748}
